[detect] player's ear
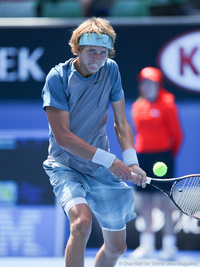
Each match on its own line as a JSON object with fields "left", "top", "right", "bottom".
{"left": 77, "top": 46, "right": 84, "bottom": 55}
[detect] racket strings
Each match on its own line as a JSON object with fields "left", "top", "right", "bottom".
{"left": 177, "top": 177, "right": 196, "bottom": 212}
{"left": 173, "top": 177, "right": 199, "bottom": 217}
{"left": 172, "top": 176, "right": 200, "bottom": 219}
{"left": 179, "top": 177, "right": 200, "bottom": 216}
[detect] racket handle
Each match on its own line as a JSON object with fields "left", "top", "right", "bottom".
{"left": 146, "top": 177, "right": 151, "bottom": 184}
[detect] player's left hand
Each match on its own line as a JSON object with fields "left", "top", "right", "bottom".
{"left": 129, "top": 164, "right": 147, "bottom": 188}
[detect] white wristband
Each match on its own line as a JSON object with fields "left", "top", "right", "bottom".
{"left": 122, "top": 148, "right": 139, "bottom": 166}
{"left": 92, "top": 148, "right": 116, "bottom": 169}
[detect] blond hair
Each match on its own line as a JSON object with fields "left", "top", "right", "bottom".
{"left": 69, "top": 17, "right": 116, "bottom": 58}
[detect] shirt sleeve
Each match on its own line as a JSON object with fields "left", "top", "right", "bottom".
{"left": 41, "top": 67, "right": 69, "bottom": 112}
{"left": 107, "top": 60, "right": 124, "bottom": 102}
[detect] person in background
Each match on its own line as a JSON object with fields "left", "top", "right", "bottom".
{"left": 130, "top": 67, "right": 183, "bottom": 260}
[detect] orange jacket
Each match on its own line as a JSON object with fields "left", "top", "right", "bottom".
{"left": 132, "top": 88, "right": 183, "bottom": 156}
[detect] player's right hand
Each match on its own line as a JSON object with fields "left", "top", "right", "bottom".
{"left": 109, "top": 158, "right": 133, "bottom": 181}
{"left": 130, "top": 165, "right": 147, "bottom": 188}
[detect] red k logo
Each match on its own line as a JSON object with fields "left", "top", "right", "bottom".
{"left": 158, "top": 30, "right": 200, "bottom": 93}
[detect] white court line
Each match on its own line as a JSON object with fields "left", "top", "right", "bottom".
{"left": 0, "top": 251, "right": 200, "bottom": 267}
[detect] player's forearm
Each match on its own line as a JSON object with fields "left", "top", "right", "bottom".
{"left": 114, "top": 120, "right": 134, "bottom": 151}
{"left": 46, "top": 107, "right": 97, "bottom": 160}
{"left": 56, "top": 130, "right": 116, "bottom": 169}
{"left": 56, "top": 131, "right": 96, "bottom": 160}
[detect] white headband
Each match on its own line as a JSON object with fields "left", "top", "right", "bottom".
{"left": 79, "top": 33, "right": 112, "bottom": 50}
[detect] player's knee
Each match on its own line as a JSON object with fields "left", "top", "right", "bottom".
{"left": 115, "top": 242, "right": 127, "bottom": 257}
{"left": 107, "top": 241, "right": 127, "bottom": 258}
{"left": 71, "top": 215, "right": 92, "bottom": 239}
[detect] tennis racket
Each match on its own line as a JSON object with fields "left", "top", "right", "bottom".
{"left": 133, "top": 173, "right": 200, "bottom": 220}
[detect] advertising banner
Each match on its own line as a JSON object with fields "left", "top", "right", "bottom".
{"left": 0, "top": 18, "right": 200, "bottom": 100}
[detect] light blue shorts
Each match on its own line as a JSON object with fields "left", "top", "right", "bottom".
{"left": 43, "top": 160, "right": 136, "bottom": 231}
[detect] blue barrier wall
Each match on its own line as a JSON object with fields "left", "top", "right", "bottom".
{"left": 1, "top": 99, "right": 199, "bottom": 177}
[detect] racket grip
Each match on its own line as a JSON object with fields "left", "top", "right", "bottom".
{"left": 146, "top": 177, "right": 151, "bottom": 184}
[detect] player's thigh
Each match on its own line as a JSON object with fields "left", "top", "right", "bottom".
{"left": 68, "top": 203, "right": 91, "bottom": 221}
{"left": 68, "top": 204, "right": 92, "bottom": 223}
{"left": 102, "top": 228, "right": 127, "bottom": 253}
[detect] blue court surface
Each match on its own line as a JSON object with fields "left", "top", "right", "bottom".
{"left": 0, "top": 249, "right": 200, "bottom": 267}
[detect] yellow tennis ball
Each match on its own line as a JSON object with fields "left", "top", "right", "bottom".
{"left": 153, "top": 162, "right": 167, "bottom": 177}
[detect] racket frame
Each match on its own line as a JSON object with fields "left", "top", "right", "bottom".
{"left": 144, "top": 174, "right": 200, "bottom": 220}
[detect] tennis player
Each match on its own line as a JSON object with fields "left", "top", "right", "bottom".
{"left": 42, "top": 17, "right": 146, "bottom": 267}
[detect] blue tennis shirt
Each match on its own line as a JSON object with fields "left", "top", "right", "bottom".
{"left": 42, "top": 58, "right": 124, "bottom": 174}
